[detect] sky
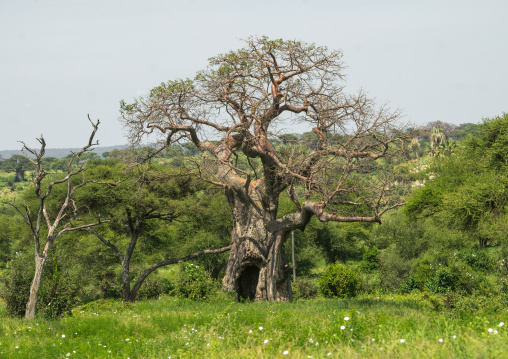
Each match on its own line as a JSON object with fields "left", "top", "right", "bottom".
{"left": 1, "top": 0, "right": 507, "bottom": 150}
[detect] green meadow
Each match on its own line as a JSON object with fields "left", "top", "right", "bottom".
{"left": 1, "top": 293, "right": 507, "bottom": 358}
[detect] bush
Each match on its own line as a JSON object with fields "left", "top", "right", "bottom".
{"left": 318, "top": 263, "right": 360, "bottom": 298}
{"left": 425, "top": 266, "right": 456, "bottom": 294}
{"left": 37, "top": 256, "right": 80, "bottom": 319}
{"left": 455, "top": 248, "right": 495, "bottom": 272}
{"left": 137, "top": 275, "right": 174, "bottom": 300}
{"left": 292, "top": 277, "right": 319, "bottom": 300}
{"left": 1, "top": 252, "right": 33, "bottom": 317}
{"left": 359, "top": 246, "right": 379, "bottom": 272}
{"left": 378, "top": 249, "right": 412, "bottom": 291}
{"left": 176, "top": 262, "right": 219, "bottom": 300}
{"left": 1, "top": 252, "right": 78, "bottom": 318}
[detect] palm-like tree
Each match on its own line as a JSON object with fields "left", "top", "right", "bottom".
{"left": 410, "top": 138, "right": 421, "bottom": 180}
{"left": 430, "top": 128, "right": 446, "bottom": 156}
{"left": 436, "top": 139, "right": 457, "bottom": 158}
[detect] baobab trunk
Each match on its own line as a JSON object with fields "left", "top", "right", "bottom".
{"left": 222, "top": 186, "right": 293, "bottom": 301}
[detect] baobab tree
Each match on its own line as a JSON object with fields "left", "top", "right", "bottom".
{"left": 121, "top": 37, "right": 410, "bottom": 301}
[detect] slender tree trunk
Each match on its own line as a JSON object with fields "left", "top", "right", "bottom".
{"left": 222, "top": 188, "right": 292, "bottom": 301}
{"left": 25, "top": 243, "right": 52, "bottom": 319}
{"left": 292, "top": 231, "right": 296, "bottom": 282}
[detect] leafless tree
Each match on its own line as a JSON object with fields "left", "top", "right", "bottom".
{"left": 121, "top": 37, "right": 410, "bottom": 301}
{"left": 11, "top": 117, "right": 115, "bottom": 319}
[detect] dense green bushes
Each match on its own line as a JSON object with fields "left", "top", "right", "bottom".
{"left": 318, "top": 263, "right": 360, "bottom": 298}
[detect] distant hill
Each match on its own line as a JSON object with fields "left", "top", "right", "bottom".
{"left": 0, "top": 145, "right": 128, "bottom": 159}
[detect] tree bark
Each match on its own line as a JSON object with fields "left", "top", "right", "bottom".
{"left": 25, "top": 241, "right": 52, "bottom": 319}
{"left": 222, "top": 186, "right": 292, "bottom": 302}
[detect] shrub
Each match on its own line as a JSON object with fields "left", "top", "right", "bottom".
{"left": 292, "top": 277, "right": 319, "bottom": 300}
{"left": 359, "top": 246, "right": 379, "bottom": 272}
{"left": 1, "top": 252, "right": 78, "bottom": 318}
{"left": 137, "top": 275, "right": 174, "bottom": 300}
{"left": 425, "top": 266, "right": 456, "bottom": 294}
{"left": 37, "top": 256, "right": 80, "bottom": 319}
{"left": 1, "top": 252, "right": 33, "bottom": 317}
{"left": 378, "top": 249, "right": 412, "bottom": 291}
{"left": 176, "top": 262, "right": 219, "bottom": 300}
{"left": 318, "top": 263, "right": 360, "bottom": 298}
{"left": 455, "top": 248, "right": 495, "bottom": 272}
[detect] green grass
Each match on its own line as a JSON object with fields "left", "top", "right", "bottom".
{"left": 0, "top": 294, "right": 507, "bottom": 358}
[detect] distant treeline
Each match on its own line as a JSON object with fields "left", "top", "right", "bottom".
{"left": 0, "top": 145, "right": 128, "bottom": 159}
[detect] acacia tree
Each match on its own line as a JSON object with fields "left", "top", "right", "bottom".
{"left": 79, "top": 162, "right": 231, "bottom": 302}
{"left": 11, "top": 118, "right": 115, "bottom": 318}
{"left": 121, "top": 37, "right": 409, "bottom": 301}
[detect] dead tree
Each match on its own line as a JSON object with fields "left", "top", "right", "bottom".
{"left": 121, "top": 37, "right": 410, "bottom": 301}
{"left": 11, "top": 117, "right": 115, "bottom": 319}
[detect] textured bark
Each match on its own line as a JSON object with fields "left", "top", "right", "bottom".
{"left": 25, "top": 239, "right": 52, "bottom": 319}
{"left": 222, "top": 185, "right": 293, "bottom": 302}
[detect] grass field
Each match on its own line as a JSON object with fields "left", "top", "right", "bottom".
{"left": 1, "top": 293, "right": 507, "bottom": 358}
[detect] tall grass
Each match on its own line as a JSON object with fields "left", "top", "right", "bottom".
{"left": 0, "top": 294, "right": 507, "bottom": 358}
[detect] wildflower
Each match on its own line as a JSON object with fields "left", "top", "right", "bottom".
{"left": 264, "top": 339, "right": 269, "bottom": 344}
{"left": 340, "top": 325, "right": 345, "bottom": 330}
{"left": 248, "top": 330, "right": 252, "bottom": 334}
{"left": 494, "top": 330, "right": 499, "bottom": 334}
{"left": 400, "top": 339, "right": 405, "bottom": 343}
{"left": 344, "top": 317, "right": 350, "bottom": 321}
{"left": 259, "top": 326, "right": 263, "bottom": 331}
{"left": 439, "top": 339, "right": 444, "bottom": 343}
{"left": 499, "top": 322, "right": 505, "bottom": 327}
{"left": 66, "top": 354, "right": 70, "bottom": 357}
{"left": 309, "top": 338, "right": 314, "bottom": 343}
{"left": 125, "top": 338, "right": 130, "bottom": 341}
{"left": 371, "top": 338, "right": 375, "bottom": 342}
{"left": 327, "top": 353, "right": 332, "bottom": 357}
{"left": 452, "top": 335, "right": 456, "bottom": 339}
{"left": 62, "top": 334, "right": 66, "bottom": 338}
{"left": 283, "top": 351, "right": 289, "bottom": 355}
{"left": 488, "top": 328, "right": 493, "bottom": 333}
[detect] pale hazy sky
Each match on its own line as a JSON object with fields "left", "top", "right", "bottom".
{"left": 1, "top": 0, "right": 507, "bottom": 150}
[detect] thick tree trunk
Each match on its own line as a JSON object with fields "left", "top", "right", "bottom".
{"left": 222, "top": 188, "right": 292, "bottom": 301}
{"left": 122, "top": 259, "right": 131, "bottom": 302}
{"left": 15, "top": 168, "right": 25, "bottom": 182}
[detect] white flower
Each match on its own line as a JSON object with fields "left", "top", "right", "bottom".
{"left": 344, "top": 317, "right": 350, "bottom": 321}
{"left": 452, "top": 335, "right": 457, "bottom": 339}
{"left": 66, "top": 354, "right": 70, "bottom": 357}
{"left": 327, "top": 354, "right": 332, "bottom": 357}
{"left": 439, "top": 338, "right": 444, "bottom": 343}
{"left": 371, "top": 338, "right": 375, "bottom": 342}
{"left": 340, "top": 325, "right": 345, "bottom": 330}
{"left": 264, "top": 339, "right": 269, "bottom": 344}
{"left": 488, "top": 328, "right": 494, "bottom": 333}
{"left": 494, "top": 330, "right": 499, "bottom": 334}
{"left": 309, "top": 338, "right": 314, "bottom": 343}
{"left": 400, "top": 339, "right": 405, "bottom": 343}
{"left": 248, "top": 330, "right": 252, "bottom": 334}
{"left": 259, "top": 326, "right": 263, "bottom": 330}
{"left": 62, "top": 334, "right": 65, "bottom": 338}
{"left": 283, "top": 351, "right": 289, "bottom": 355}
{"left": 125, "top": 338, "right": 130, "bottom": 341}
{"left": 499, "top": 322, "right": 505, "bottom": 327}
